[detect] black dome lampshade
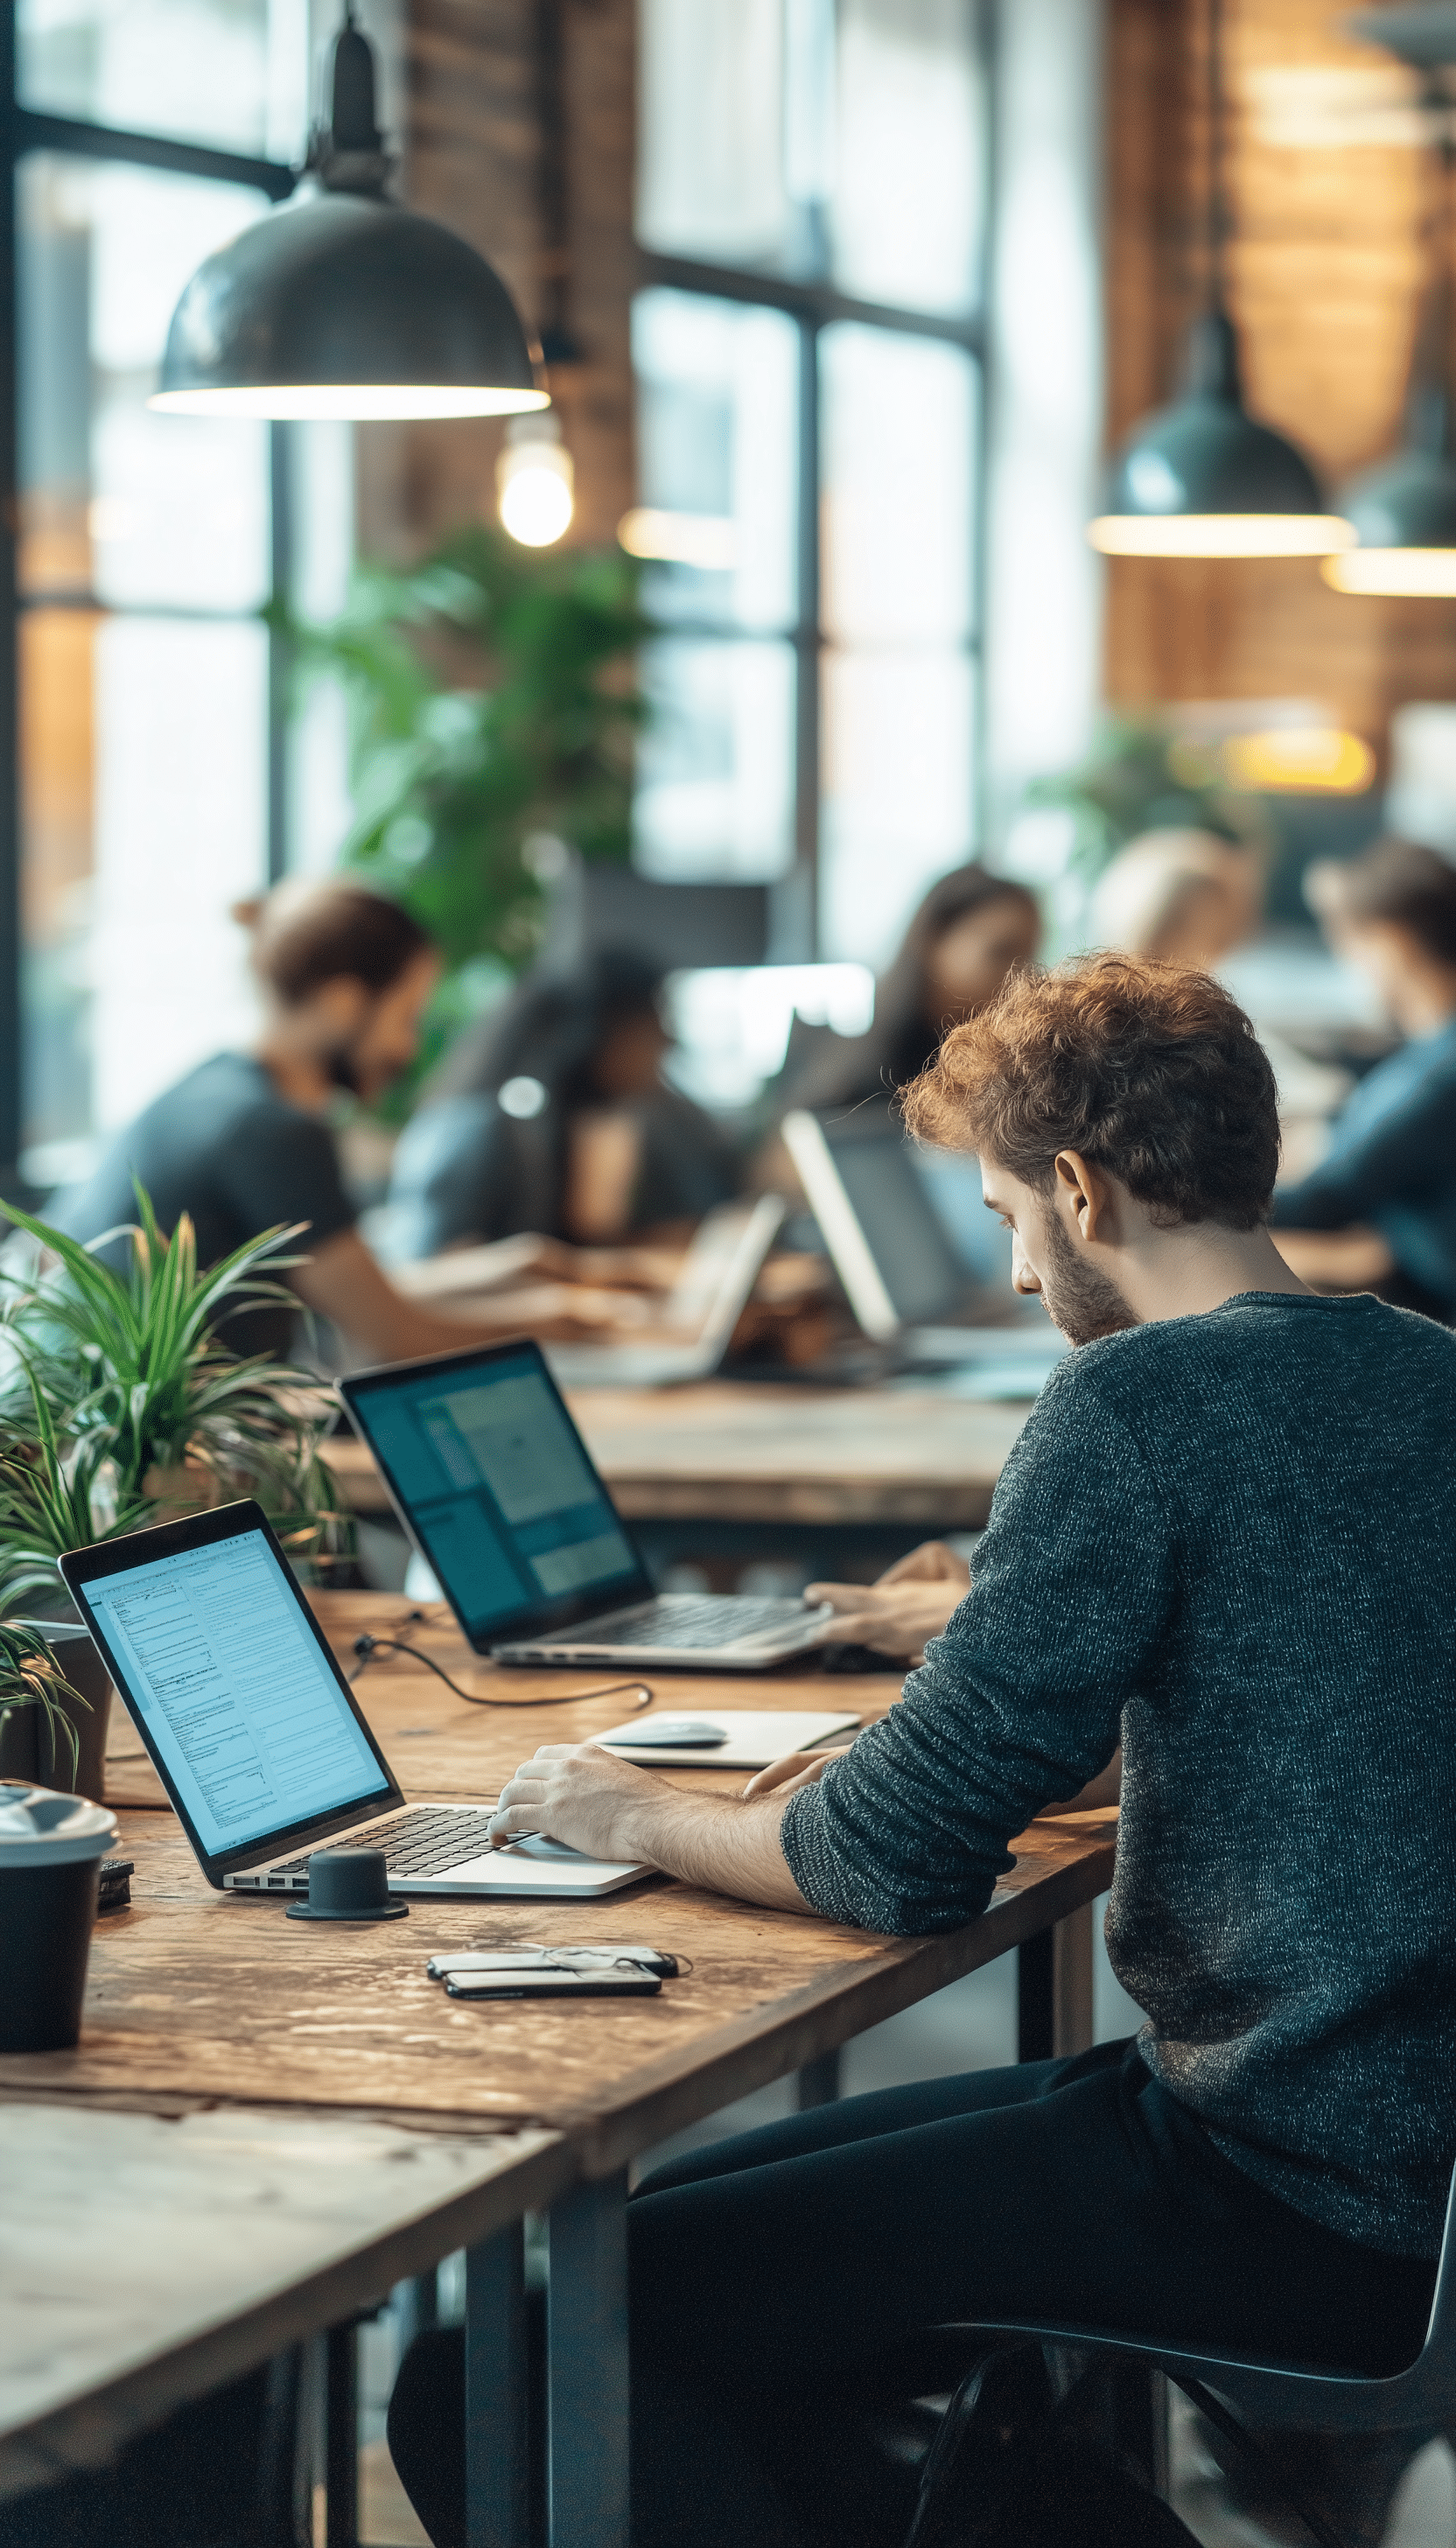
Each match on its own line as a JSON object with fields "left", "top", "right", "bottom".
{"left": 150, "top": 5, "right": 547, "bottom": 421}
{"left": 1091, "top": 311, "right": 1355, "bottom": 557}
{"left": 1088, "top": 0, "right": 1354, "bottom": 560}
{"left": 1322, "top": 383, "right": 1456, "bottom": 593}
{"left": 1323, "top": 10, "right": 1456, "bottom": 594}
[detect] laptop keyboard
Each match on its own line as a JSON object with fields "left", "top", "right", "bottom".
{"left": 270, "top": 1806, "right": 500, "bottom": 1880}
{"left": 572, "top": 1596, "right": 809, "bottom": 1649}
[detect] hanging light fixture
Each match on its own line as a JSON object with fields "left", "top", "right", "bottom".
{"left": 1324, "top": 19, "right": 1456, "bottom": 594}
{"left": 150, "top": 5, "right": 548, "bottom": 422}
{"left": 1089, "top": 0, "right": 1354, "bottom": 559}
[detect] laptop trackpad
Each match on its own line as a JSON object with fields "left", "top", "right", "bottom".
{"left": 504, "top": 1832, "right": 599, "bottom": 1861}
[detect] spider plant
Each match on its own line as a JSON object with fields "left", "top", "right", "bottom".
{"left": 0, "top": 1614, "right": 91, "bottom": 1783}
{"left": 0, "top": 1184, "right": 351, "bottom": 1609}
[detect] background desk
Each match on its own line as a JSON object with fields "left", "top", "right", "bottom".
{"left": 0, "top": 1597, "right": 1117, "bottom": 2547}
{"left": 327, "top": 1384, "right": 1035, "bottom": 1581}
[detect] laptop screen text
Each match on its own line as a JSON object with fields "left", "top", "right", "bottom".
{"left": 355, "top": 1352, "right": 640, "bottom": 1640}
{"left": 83, "top": 1530, "right": 390, "bottom": 1857}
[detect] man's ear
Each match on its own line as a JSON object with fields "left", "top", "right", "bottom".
{"left": 1054, "top": 1150, "right": 1113, "bottom": 1243}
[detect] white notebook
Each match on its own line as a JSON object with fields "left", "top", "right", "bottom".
{"left": 597, "top": 1709, "right": 861, "bottom": 1769}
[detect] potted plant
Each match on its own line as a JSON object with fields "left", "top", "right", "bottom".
{"left": 280, "top": 523, "right": 649, "bottom": 1101}
{"left": 0, "top": 1185, "right": 351, "bottom": 1797}
{"left": 0, "top": 1615, "right": 92, "bottom": 1793}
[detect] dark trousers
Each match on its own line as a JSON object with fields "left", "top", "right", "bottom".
{"left": 388, "top": 2039, "right": 1436, "bottom": 2548}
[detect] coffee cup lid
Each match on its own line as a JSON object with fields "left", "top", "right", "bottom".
{"left": 0, "top": 1783, "right": 116, "bottom": 1865}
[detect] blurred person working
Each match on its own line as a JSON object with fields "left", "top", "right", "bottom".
{"left": 389, "top": 956, "right": 1456, "bottom": 2548}
{"left": 1088, "top": 826, "right": 1262, "bottom": 968}
{"left": 1270, "top": 837, "right": 1456, "bottom": 1317}
{"left": 786, "top": 861, "right": 1041, "bottom": 1114}
{"left": 384, "top": 948, "right": 742, "bottom": 1260}
{"left": 776, "top": 862, "right": 1041, "bottom": 1294}
{"left": 54, "top": 882, "right": 636, "bottom": 1362}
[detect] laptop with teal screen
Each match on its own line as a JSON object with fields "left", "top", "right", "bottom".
{"left": 338, "top": 1340, "right": 833, "bottom": 1669}
{"left": 60, "top": 1499, "right": 648, "bottom": 1899}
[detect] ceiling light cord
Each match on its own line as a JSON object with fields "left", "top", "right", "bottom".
{"left": 1208, "top": 0, "right": 1228, "bottom": 315}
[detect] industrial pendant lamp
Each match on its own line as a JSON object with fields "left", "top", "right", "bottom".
{"left": 1088, "top": 0, "right": 1354, "bottom": 559}
{"left": 150, "top": 5, "right": 548, "bottom": 422}
{"left": 1324, "top": 19, "right": 1456, "bottom": 595}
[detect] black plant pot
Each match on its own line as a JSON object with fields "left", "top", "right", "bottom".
{"left": 0, "top": 1627, "right": 114, "bottom": 1802}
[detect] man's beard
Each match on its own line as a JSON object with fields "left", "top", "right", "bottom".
{"left": 1037, "top": 1207, "right": 1139, "bottom": 1347}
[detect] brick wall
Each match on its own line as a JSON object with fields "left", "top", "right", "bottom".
{"left": 1104, "top": 0, "right": 1456, "bottom": 759}
{"left": 359, "top": 0, "right": 636, "bottom": 558}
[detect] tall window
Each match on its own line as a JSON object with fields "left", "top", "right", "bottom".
{"left": 633, "top": 0, "right": 988, "bottom": 973}
{"left": 8, "top": 0, "right": 354, "bottom": 1188}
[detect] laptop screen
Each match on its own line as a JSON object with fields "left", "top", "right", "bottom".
{"left": 78, "top": 1522, "right": 392, "bottom": 1858}
{"left": 343, "top": 1346, "right": 646, "bottom": 1644}
{"left": 824, "top": 1117, "right": 969, "bottom": 1326}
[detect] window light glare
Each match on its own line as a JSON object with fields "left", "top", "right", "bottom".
{"left": 1320, "top": 548, "right": 1456, "bottom": 597}
{"left": 148, "top": 385, "right": 551, "bottom": 421}
{"left": 618, "top": 507, "right": 737, "bottom": 570}
{"left": 1088, "top": 514, "right": 1357, "bottom": 559}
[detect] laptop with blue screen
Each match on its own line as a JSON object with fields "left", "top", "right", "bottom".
{"left": 60, "top": 1499, "right": 648, "bottom": 1899}
{"left": 338, "top": 1339, "right": 833, "bottom": 1670}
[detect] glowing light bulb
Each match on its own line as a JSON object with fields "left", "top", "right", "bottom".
{"left": 497, "top": 414, "right": 574, "bottom": 547}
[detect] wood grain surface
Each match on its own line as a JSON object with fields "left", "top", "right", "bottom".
{"left": 326, "top": 1385, "right": 1032, "bottom": 1526}
{"left": 6, "top": 1597, "right": 1118, "bottom": 2180}
{"left": 0, "top": 2104, "right": 566, "bottom": 2504}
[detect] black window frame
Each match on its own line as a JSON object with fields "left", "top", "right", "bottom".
{"left": 634, "top": 0, "right": 994, "bottom": 963}
{"left": 0, "top": 0, "right": 302, "bottom": 1184}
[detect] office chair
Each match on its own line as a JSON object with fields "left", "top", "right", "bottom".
{"left": 905, "top": 2157, "right": 1456, "bottom": 2548}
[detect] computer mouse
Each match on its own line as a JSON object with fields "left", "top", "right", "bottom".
{"left": 625, "top": 1719, "right": 728, "bottom": 1746}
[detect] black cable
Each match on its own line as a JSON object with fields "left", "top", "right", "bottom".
{"left": 348, "top": 1630, "right": 653, "bottom": 1713}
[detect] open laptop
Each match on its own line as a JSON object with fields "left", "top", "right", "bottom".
{"left": 339, "top": 1338, "right": 834, "bottom": 1669}
{"left": 546, "top": 1194, "right": 785, "bottom": 1387}
{"left": 60, "top": 1500, "right": 649, "bottom": 1899}
{"left": 781, "top": 1106, "right": 1066, "bottom": 1394}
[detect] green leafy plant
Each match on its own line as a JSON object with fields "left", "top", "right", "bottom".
{"left": 0, "top": 1186, "right": 350, "bottom": 1611}
{"left": 283, "top": 523, "right": 649, "bottom": 985}
{"left": 0, "top": 1615, "right": 91, "bottom": 1784}
{"left": 1025, "top": 716, "right": 1270, "bottom": 885}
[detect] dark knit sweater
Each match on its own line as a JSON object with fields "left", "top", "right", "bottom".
{"left": 781, "top": 1292, "right": 1456, "bottom": 2256}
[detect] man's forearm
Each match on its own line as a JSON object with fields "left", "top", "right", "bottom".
{"left": 619, "top": 1788, "right": 810, "bottom": 1912}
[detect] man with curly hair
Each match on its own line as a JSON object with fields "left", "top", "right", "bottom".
{"left": 392, "top": 956, "right": 1456, "bottom": 2548}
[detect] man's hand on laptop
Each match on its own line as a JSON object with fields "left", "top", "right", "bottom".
{"left": 803, "top": 1538, "right": 972, "bottom": 1663}
{"left": 488, "top": 1742, "right": 811, "bottom": 1911}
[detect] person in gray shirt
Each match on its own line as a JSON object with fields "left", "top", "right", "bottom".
{"left": 54, "top": 881, "right": 640, "bottom": 1362}
{"left": 402, "top": 953, "right": 1455, "bottom": 2548}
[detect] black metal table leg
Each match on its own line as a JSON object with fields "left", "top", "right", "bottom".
{"left": 797, "top": 2048, "right": 843, "bottom": 2108}
{"left": 547, "top": 2172, "right": 630, "bottom": 2548}
{"left": 466, "top": 2220, "right": 530, "bottom": 2548}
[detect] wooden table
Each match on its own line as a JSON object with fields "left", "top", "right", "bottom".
{"left": 326, "top": 1383, "right": 1032, "bottom": 1530}
{"left": 0, "top": 1595, "right": 1118, "bottom": 2548}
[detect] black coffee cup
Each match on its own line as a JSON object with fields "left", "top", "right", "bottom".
{"left": 0, "top": 1783, "right": 117, "bottom": 2052}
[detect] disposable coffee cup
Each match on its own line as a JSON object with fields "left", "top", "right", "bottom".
{"left": 0, "top": 1782, "right": 116, "bottom": 2052}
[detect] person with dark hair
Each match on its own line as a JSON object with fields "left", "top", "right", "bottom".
{"left": 1270, "top": 836, "right": 1456, "bottom": 1314}
{"left": 384, "top": 947, "right": 741, "bottom": 1259}
{"left": 54, "top": 880, "right": 631, "bottom": 1361}
{"left": 785, "top": 862, "right": 1041, "bottom": 1113}
{"left": 388, "top": 954, "right": 1456, "bottom": 2548}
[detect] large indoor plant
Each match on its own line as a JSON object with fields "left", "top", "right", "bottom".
{"left": 281, "top": 523, "right": 650, "bottom": 1094}
{"left": 0, "top": 1186, "right": 350, "bottom": 1795}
